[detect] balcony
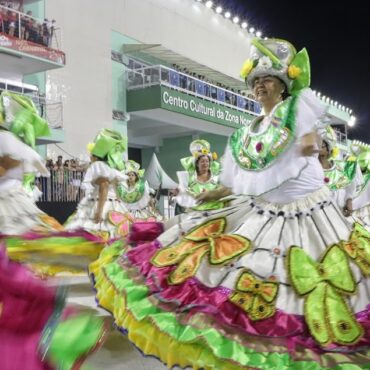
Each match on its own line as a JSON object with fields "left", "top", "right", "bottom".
{"left": 0, "top": 4, "right": 65, "bottom": 78}
{"left": 126, "top": 65, "right": 261, "bottom": 147}
{"left": 127, "top": 64, "right": 261, "bottom": 117}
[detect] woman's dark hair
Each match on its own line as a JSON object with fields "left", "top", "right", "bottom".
{"left": 281, "top": 88, "right": 290, "bottom": 100}
{"left": 322, "top": 140, "right": 330, "bottom": 153}
{"left": 195, "top": 155, "right": 211, "bottom": 175}
{"left": 276, "top": 77, "right": 290, "bottom": 100}
{"left": 92, "top": 154, "right": 108, "bottom": 162}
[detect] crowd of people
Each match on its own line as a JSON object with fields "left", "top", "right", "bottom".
{"left": 35, "top": 155, "right": 87, "bottom": 201}
{"left": 170, "top": 63, "right": 260, "bottom": 112}
{"left": 0, "top": 2, "right": 56, "bottom": 47}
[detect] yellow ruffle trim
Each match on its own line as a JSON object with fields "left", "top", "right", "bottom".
{"left": 90, "top": 263, "right": 253, "bottom": 370}
{"left": 29, "top": 263, "right": 82, "bottom": 277}
{"left": 8, "top": 239, "right": 103, "bottom": 276}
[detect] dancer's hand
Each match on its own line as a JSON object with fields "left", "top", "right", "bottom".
{"left": 93, "top": 212, "right": 103, "bottom": 224}
{"left": 343, "top": 199, "right": 353, "bottom": 217}
{"left": 195, "top": 187, "right": 232, "bottom": 203}
{"left": 300, "top": 132, "right": 320, "bottom": 156}
{"left": 195, "top": 190, "right": 214, "bottom": 203}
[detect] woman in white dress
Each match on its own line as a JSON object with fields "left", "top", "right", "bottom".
{"left": 318, "top": 126, "right": 362, "bottom": 217}
{"left": 115, "top": 160, "right": 163, "bottom": 223}
{"left": 0, "top": 91, "right": 63, "bottom": 235}
{"left": 175, "top": 139, "right": 226, "bottom": 213}
{"left": 90, "top": 38, "right": 370, "bottom": 369}
{"left": 65, "top": 129, "right": 129, "bottom": 240}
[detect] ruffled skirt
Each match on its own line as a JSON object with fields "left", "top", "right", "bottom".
{"left": 127, "top": 206, "right": 164, "bottom": 222}
{"left": 64, "top": 195, "right": 128, "bottom": 239}
{"left": 0, "top": 250, "right": 107, "bottom": 370}
{"left": 0, "top": 188, "right": 105, "bottom": 276}
{"left": 90, "top": 186, "right": 370, "bottom": 370}
{"left": 0, "top": 187, "right": 63, "bottom": 235}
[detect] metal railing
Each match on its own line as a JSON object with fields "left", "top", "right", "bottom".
{"left": 0, "top": 4, "right": 62, "bottom": 50}
{"left": 36, "top": 169, "right": 85, "bottom": 202}
{"left": 127, "top": 65, "right": 261, "bottom": 116}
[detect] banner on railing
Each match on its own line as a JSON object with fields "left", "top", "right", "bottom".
{"left": 0, "top": 32, "right": 65, "bottom": 64}
{"left": 161, "top": 87, "right": 254, "bottom": 127}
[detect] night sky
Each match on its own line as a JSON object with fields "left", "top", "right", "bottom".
{"left": 218, "top": 0, "right": 369, "bottom": 142}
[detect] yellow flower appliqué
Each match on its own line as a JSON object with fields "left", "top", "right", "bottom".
{"left": 287, "top": 64, "right": 301, "bottom": 79}
{"left": 240, "top": 59, "right": 254, "bottom": 79}
{"left": 212, "top": 152, "right": 218, "bottom": 160}
{"left": 331, "top": 147, "right": 340, "bottom": 159}
{"left": 87, "top": 142, "right": 95, "bottom": 153}
{"left": 151, "top": 218, "right": 251, "bottom": 285}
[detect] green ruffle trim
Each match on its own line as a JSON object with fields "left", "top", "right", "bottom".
{"left": 92, "top": 251, "right": 370, "bottom": 370}
{"left": 48, "top": 314, "right": 106, "bottom": 370}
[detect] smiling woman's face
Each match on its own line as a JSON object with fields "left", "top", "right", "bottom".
{"left": 252, "top": 75, "right": 285, "bottom": 106}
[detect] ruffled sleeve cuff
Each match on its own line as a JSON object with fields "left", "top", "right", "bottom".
{"left": 0, "top": 131, "right": 49, "bottom": 176}
{"left": 176, "top": 170, "right": 197, "bottom": 207}
{"left": 82, "top": 161, "right": 126, "bottom": 184}
{"left": 295, "top": 88, "right": 328, "bottom": 138}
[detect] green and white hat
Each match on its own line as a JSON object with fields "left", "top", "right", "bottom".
{"left": 240, "top": 38, "right": 311, "bottom": 95}
{"left": 125, "top": 159, "right": 145, "bottom": 178}
{"left": 0, "top": 91, "right": 50, "bottom": 148}
{"left": 180, "top": 139, "right": 220, "bottom": 174}
{"left": 87, "top": 128, "right": 127, "bottom": 171}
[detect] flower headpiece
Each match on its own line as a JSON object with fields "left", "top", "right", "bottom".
{"left": 0, "top": 91, "right": 50, "bottom": 148}
{"left": 240, "top": 38, "right": 310, "bottom": 95}
{"left": 125, "top": 160, "right": 145, "bottom": 178}
{"left": 181, "top": 139, "right": 220, "bottom": 174}
{"left": 87, "top": 129, "right": 127, "bottom": 171}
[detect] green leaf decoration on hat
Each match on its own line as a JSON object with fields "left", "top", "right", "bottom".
{"left": 288, "top": 245, "right": 363, "bottom": 346}
{"left": 180, "top": 156, "right": 195, "bottom": 172}
{"left": 358, "top": 150, "right": 370, "bottom": 172}
{"left": 125, "top": 159, "right": 145, "bottom": 178}
{"left": 91, "top": 129, "right": 127, "bottom": 171}
{"left": 0, "top": 91, "right": 50, "bottom": 148}
{"left": 251, "top": 38, "right": 283, "bottom": 69}
{"left": 289, "top": 48, "right": 311, "bottom": 96}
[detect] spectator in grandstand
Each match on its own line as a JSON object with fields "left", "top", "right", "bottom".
{"left": 0, "top": 6, "right": 4, "bottom": 33}
{"left": 42, "top": 18, "right": 50, "bottom": 46}
{"left": 45, "top": 159, "right": 54, "bottom": 170}
{"left": 6, "top": 10, "right": 16, "bottom": 37}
